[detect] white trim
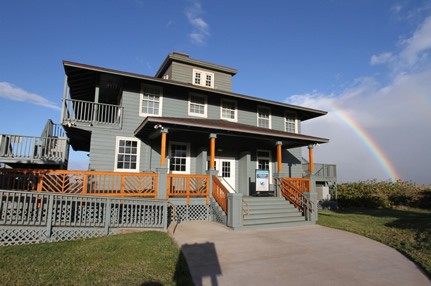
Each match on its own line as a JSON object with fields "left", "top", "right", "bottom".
{"left": 220, "top": 98, "right": 238, "bottom": 122}
{"left": 168, "top": 141, "right": 191, "bottom": 174}
{"left": 257, "top": 106, "right": 271, "bottom": 129}
{"left": 114, "top": 136, "right": 141, "bottom": 172}
{"left": 139, "top": 84, "right": 163, "bottom": 117}
{"left": 256, "top": 149, "right": 272, "bottom": 182}
{"left": 284, "top": 112, "right": 298, "bottom": 133}
{"left": 188, "top": 93, "right": 208, "bottom": 118}
{"left": 192, "top": 69, "right": 214, "bottom": 88}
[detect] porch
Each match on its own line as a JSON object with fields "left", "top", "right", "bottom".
{"left": 0, "top": 168, "right": 316, "bottom": 244}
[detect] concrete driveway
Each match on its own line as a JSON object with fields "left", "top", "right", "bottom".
{"left": 169, "top": 221, "right": 430, "bottom": 286}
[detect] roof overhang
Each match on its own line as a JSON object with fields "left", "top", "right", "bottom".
{"left": 63, "top": 60, "right": 328, "bottom": 121}
{"left": 135, "top": 117, "right": 329, "bottom": 148}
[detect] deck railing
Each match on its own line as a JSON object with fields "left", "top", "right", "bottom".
{"left": 0, "top": 135, "right": 68, "bottom": 162}
{"left": 0, "top": 169, "right": 157, "bottom": 198}
{"left": 62, "top": 99, "right": 123, "bottom": 127}
{"left": 167, "top": 174, "right": 209, "bottom": 205}
{"left": 212, "top": 175, "right": 229, "bottom": 214}
{"left": 303, "top": 163, "right": 337, "bottom": 179}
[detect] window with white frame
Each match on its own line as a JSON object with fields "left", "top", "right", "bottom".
{"left": 220, "top": 99, "right": 237, "bottom": 122}
{"left": 140, "top": 84, "right": 162, "bottom": 117}
{"left": 257, "top": 150, "right": 272, "bottom": 180}
{"left": 169, "top": 142, "right": 190, "bottom": 173}
{"left": 257, "top": 107, "right": 271, "bottom": 128}
{"left": 188, "top": 93, "right": 207, "bottom": 117}
{"left": 193, "top": 69, "right": 214, "bottom": 88}
{"left": 114, "top": 137, "right": 140, "bottom": 172}
{"left": 285, "top": 113, "right": 297, "bottom": 133}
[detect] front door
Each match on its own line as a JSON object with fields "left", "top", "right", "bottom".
{"left": 215, "top": 158, "right": 236, "bottom": 191}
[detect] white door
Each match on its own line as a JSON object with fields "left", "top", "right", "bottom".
{"left": 215, "top": 158, "right": 236, "bottom": 192}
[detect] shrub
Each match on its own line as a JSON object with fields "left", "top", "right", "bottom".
{"left": 336, "top": 180, "right": 431, "bottom": 209}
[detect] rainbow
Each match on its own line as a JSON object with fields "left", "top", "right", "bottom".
{"left": 328, "top": 102, "right": 401, "bottom": 181}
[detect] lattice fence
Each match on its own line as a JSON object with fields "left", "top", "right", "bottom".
{"left": 0, "top": 190, "right": 167, "bottom": 246}
{"left": 209, "top": 199, "right": 227, "bottom": 225}
{"left": 168, "top": 198, "right": 210, "bottom": 224}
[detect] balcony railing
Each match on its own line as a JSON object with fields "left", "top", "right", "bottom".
{"left": 167, "top": 174, "right": 209, "bottom": 204}
{"left": 62, "top": 99, "right": 123, "bottom": 128}
{"left": 303, "top": 163, "right": 337, "bottom": 179}
{"left": 0, "top": 135, "right": 68, "bottom": 163}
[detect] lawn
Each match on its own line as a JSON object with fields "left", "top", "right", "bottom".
{"left": 318, "top": 207, "right": 431, "bottom": 276}
{"left": 0, "top": 231, "right": 193, "bottom": 286}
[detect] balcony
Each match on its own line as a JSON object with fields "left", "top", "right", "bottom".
{"left": 62, "top": 99, "right": 123, "bottom": 129}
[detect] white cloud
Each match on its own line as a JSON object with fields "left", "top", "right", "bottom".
{"left": 185, "top": 1, "right": 210, "bottom": 45}
{"left": 370, "top": 52, "right": 394, "bottom": 65}
{"left": 286, "top": 16, "right": 431, "bottom": 184}
{"left": 0, "top": 82, "right": 60, "bottom": 111}
{"left": 399, "top": 16, "right": 431, "bottom": 66}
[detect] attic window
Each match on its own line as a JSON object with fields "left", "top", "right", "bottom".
{"left": 193, "top": 69, "right": 214, "bottom": 88}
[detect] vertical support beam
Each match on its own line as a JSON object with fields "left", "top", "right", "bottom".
{"left": 61, "top": 75, "right": 68, "bottom": 123}
{"left": 209, "top": 134, "right": 217, "bottom": 170}
{"left": 276, "top": 141, "right": 283, "bottom": 173}
{"left": 160, "top": 129, "right": 168, "bottom": 167}
{"left": 308, "top": 144, "right": 314, "bottom": 174}
{"left": 104, "top": 198, "right": 112, "bottom": 235}
{"left": 156, "top": 167, "right": 168, "bottom": 200}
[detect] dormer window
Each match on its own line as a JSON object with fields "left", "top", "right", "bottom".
{"left": 193, "top": 69, "right": 214, "bottom": 88}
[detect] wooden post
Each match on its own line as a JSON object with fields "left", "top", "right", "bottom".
{"left": 160, "top": 130, "right": 168, "bottom": 167}
{"left": 209, "top": 134, "right": 217, "bottom": 170}
{"left": 308, "top": 145, "right": 314, "bottom": 174}
{"left": 276, "top": 141, "right": 282, "bottom": 173}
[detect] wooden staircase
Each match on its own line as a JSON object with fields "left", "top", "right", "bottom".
{"left": 241, "top": 196, "right": 311, "bottom": 230}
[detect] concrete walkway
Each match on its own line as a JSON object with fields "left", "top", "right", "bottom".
{"left": 169, "top": 221, "right": 430, "bottom": 286}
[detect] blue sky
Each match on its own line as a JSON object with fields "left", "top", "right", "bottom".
{"left": 1, "top": 0, "right": 431, "bottom": 184}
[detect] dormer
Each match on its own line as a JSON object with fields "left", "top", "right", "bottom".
{"left": 155, "top": 52, "right": 237, "bottom": 92}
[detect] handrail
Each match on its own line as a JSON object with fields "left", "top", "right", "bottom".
{"left": 0, "top": 169, "right": 158, "bottom": 198}
{"left": 63, "top": 99, "right": 123, "bottom": 127}
{"left": 167, "top": 174, "right": 209, "bottom": 205}
{"left": 217, "top": 175, "right": 235, "bottom": 193}
{"left": 275, "top": 177, "right": 313, "bottom": 217}
{"left": 212, "top": 175, "right": 229, "bottom": 214}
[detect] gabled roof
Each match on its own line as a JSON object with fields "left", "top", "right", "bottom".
{"left": 63, "top": 60, "right": 327, "bottom": 121}
{"left": 155, "top": 52, "right": 238, "bottom": 78}
{"left": 135, "top": 117, "right": 329, "bottom": 148}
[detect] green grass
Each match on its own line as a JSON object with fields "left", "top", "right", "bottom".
{"left": 318, "top": 207, "right": 431, "bottom": 276}
{"left": 0, "top": 231, "right": 193, "bottom": 286}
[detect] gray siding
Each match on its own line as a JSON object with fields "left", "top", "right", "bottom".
{"left": 170, "top": 62, "right": 233, "bottom": 92}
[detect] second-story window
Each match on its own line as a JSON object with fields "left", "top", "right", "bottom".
{"left": 188, "top": 93, "right": 207, "bottom": 117}
{"left": 220, "top": 99, "right": 237, "bottom": 122}
{"left": 285, "top": 113, "right": 297, "bottom": 133}
{"left": 193, "top": 69, "right": 214, "bottom": 88}
{"left": 140, "top": 84, "right": 162, "bottom": 117}
{"left": 257, "top": 107, "right": 271, "bottom": 128}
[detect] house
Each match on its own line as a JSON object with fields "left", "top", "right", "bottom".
{"left": 0, "top": 52, "right": 336, "bottom": 233}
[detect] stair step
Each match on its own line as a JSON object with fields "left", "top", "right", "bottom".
{"left": 245, "top": 208, "right": 300, "bottom": 215}
{"left": 244, "top": 212, "right": 302, "bottom": 220}
{"left": 243, "top": 216, "right": 305, "bottom": 225}
{"left": 235, "top": 221, "right": 313, "bottom": 230}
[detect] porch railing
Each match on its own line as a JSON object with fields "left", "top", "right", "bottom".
{"left": 303, "top": 163, "right": 337, "bottom": 179}
{"left": 275, "top": 178, "right": 313, "bottom": 217}
{"left": 0, "top": 135, "right": 68, "bottom": 162}
{"left": 62, "top": 99, "right": 123, "bottom": 127}
{"left": 0, "top": 169, "right": 157, "bottom": 198}
{"left": 167, "top": 174, "right": 209, "bottom": 205}
{"left": 212, "top": 175, "right": 229, "bottom": 214}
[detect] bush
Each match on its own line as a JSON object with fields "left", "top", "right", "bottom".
{"left": 336, "top": 180, "right": 431, "bottom": 209}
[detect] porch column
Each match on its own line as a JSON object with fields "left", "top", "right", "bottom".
{"left": 276, "top": 141, "right": 283, "bottom": 173}
{"left": 209, "top": 133, "right": 217, "bottom": 170}
{"left": 160, "top": 129, "right": 168, "bottom": 167}
{"left": 308, "top": 144, "right": 314, "bottom": 174}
